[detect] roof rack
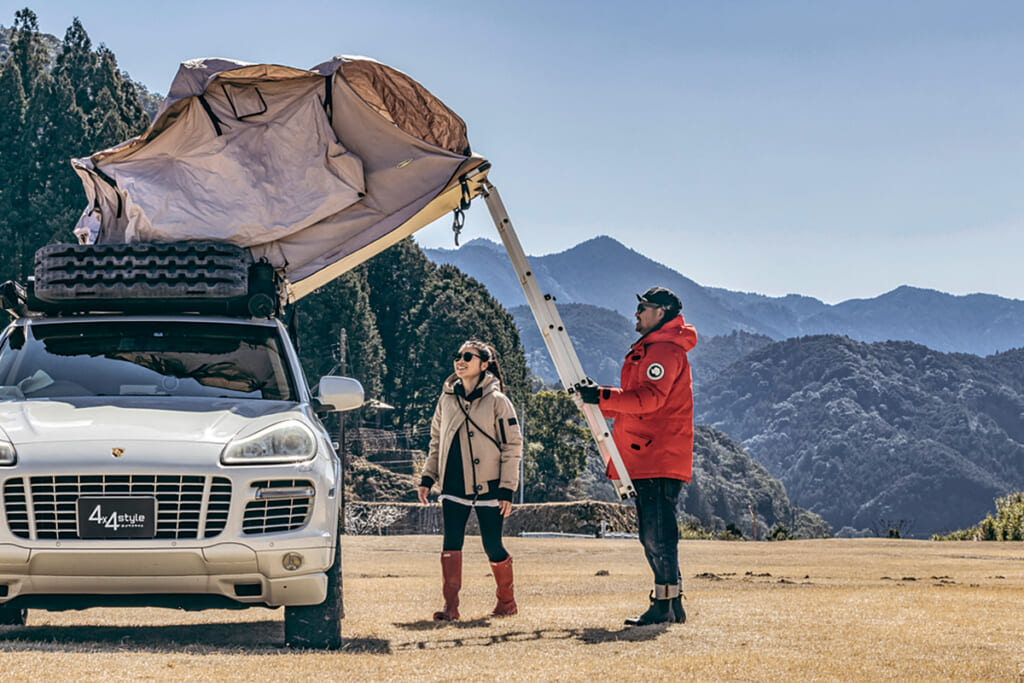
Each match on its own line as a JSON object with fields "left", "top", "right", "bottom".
{"left": 4, "top": 242, "right": 283, "bottom": 318}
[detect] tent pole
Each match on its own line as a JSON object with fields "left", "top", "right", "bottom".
{"left": 479, "top": 181, "right": 636, "bottom": 501}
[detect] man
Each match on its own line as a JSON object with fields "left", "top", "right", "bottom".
{"left": 577, "top": 286, "right": 697, "bottom": 625}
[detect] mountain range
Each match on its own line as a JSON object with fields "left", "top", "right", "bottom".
{"left": 695, "top": 336, "right": 1024, "bottom": 537}
{"left": 424, "top": 236, "right": 1024, "bottom": 356}
{"left": 512, "top": 303, "right": 774, "bottom": 387}
{"left": 425, "top": 235, "right": 1024, "bottom": 537}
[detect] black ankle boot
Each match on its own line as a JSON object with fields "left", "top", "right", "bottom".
{"left": 625, "top": 592, "right": 674, "bottom": 626}
{"left": 670, "top": 595, "right": 686, "bottom": 623}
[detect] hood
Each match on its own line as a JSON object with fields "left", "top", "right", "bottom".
{"left": 0, "top": 397, "right": 303, "bottom": 447}
{"left": 442, "top": 372, "right": 502, "bottom": 398}
{"left": 636, "top": 315, "right": 698, "bottom": 353}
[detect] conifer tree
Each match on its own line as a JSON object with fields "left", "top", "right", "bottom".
{"left": 7, "top": 9, "right": 47, "bottom": 99}
{"left": 0, "top": 59, "right": 27, "bottom": 280}
{"left": 522, "top": 390, "right": 589, "bottom": 501}
{"left": 90, "top": 45, "right": 148, "bottom": 148}
{"left": 363, "top": 237, "right": 435, "bottom": 401}
{"left": 28, "top": 72, "right": 89, "bottom": 247}
{"left": 0, "top": 11, "right": 149, "bottom": 279}
{"left": 293, "top": 266, "right": 384, "bottom": 400}
{"left": 0, "top": 10, "right": 49, "bottom": 281}
{"left": 52, "top": 18, "right": 97, "bottom": 117}
{"left": 400, "top": 264, "right": 529, "bottom": 448}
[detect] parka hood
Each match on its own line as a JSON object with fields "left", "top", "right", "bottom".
{"left": 442, "top": 372, "right": 503, "bottom": 397}
{"left": 637, "top": 315, "right": 698, "bottom": 352}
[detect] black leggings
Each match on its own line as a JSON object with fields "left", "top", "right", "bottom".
{"left": 441, "top": 498, "right": 509, "bottom": 563}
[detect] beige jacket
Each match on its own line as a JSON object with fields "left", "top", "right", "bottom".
{"left": 422, "top": 373, "right": 522, "bottom": 497}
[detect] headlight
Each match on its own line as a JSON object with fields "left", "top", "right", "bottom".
{"left": 0, "top": 440, "right": 15, "bottom": 466}
{"left": 220, "top": 420, "right": 317, "bottom": 465}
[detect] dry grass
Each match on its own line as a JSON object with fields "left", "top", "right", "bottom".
{"left": 1, "top": 536, "right": 1023, "bottom": 681}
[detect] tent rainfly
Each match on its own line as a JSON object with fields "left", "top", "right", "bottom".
{"left": 71, "top": 56, "right": 491, "bottom": 303}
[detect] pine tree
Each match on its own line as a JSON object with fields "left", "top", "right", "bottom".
{"left": 28, "top": 72, "right": 89, "bottom": 247}
{"left": 293, "top": 266, "right": 384, "bottom": 400}
{"left": 0, "top": 12, "right": 150, "bottom": 280}
{"left": 522, "top": 390, "right": 589, "bottom": 501}
{"left": 7, "top": 9, "right": 47, "bottom": 99}
{"left": 363, "top": 237, "right": 435, "bottom": 401}
{"left": 52, "top": 18, "right": 97, "bottom": 117}
{"left": 89, "top": 45, "right": 148, "bottom": 148}
{"left": 0, "top": 59, "right": 27, "bottom": 280}
{"left": 400, "top": 264, "right": 529, "bottom": 448}
{"left": 0, "top": 9, "right": 49, "bottom": 281}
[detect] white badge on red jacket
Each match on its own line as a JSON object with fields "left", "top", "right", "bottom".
{"left": 646, "top": 362, "right": 665, "bottom": 380}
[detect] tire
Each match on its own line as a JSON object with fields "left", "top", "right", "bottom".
{"left": 0, "top": 607, "right": 26, "bottom": 626}
{"left": 284, "top": 517, "right": 343, "bottom": 649}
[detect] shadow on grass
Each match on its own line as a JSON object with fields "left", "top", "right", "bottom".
{"left": 395, "top": 623, "right": 671, "bottom": 651}
{"left": 0, "top": 620, "right": 285, "bottom": 654}
{"left": 0, "top": 618, "right": 668, "bottom": 655}
{"left": 0, "top": 621, "right": 391, "bottom": 655}
{"left": 396, "top": 617, "right": 491, "bottom": 631}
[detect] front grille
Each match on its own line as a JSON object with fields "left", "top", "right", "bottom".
{"left": 243, "top": 479, "right": 314, "bottom": 534}
{"left": 2, "top": 475, "right": 232, "bottom": 540}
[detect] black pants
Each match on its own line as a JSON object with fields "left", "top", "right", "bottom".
{"left": 441, "top": 498, "right": 509, "bottom": 563}
{"left": 634, "top": 477, "right": 683, "bottom": 587}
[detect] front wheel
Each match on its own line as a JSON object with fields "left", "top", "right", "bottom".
{"left": 284, "top": 518, "right": 343, "bottom": 649}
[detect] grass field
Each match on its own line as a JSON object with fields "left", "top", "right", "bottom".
{"left": 1, "top": 536, "right": 1023, "bottom": 681}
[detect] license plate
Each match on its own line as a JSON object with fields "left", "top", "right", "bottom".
{"left": 77, "top": 497, "right": 157, "bottom": 539}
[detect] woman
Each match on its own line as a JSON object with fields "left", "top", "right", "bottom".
{"left": 417, "top": 340, "right": 523, "bottom": 621}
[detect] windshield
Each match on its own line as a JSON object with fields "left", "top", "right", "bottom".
{"left": 0, "top": 320, "right": 297, "bottom": 401}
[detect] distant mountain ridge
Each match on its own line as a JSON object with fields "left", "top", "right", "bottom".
{"left": 424, "top": 236, "right": 1024, "bottom": 356}
{"left": 695, "top": 335, "right": 1024, "bottom": 537}
{"left": 512, "top": 302, "right": 773, "bottom": 387}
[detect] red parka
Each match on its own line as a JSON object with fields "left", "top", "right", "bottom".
{"left": 599, "top": 315, "right": 698, "bottom": 482}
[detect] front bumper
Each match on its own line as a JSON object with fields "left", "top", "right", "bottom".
{"left": 0, "top": 542, "right": 332, "bottom": 609}
{"left": 0, "top": 450, "right": 340, "bottom": 610}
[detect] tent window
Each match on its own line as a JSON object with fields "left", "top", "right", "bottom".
{"left": 222, "top": 83, "right": 267, "bottom": 120}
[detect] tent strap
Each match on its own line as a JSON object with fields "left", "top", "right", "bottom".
{"left": 450, "top": 176, "right": 473, "bottom": 246}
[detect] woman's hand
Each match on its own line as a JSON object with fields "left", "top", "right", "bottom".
{"left": 417, "top": 486, "right": 430, "bottom": 505}
{"left": 499, "top": 500, "right": 512, "bottom": 517}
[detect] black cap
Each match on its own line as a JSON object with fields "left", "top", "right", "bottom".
{"left": 637, "top": 286, "right": 681, "bottom": 313}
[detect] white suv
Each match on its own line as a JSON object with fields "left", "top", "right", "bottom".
{"left": 0, "top": 280, "right": 362, "bottom": 648}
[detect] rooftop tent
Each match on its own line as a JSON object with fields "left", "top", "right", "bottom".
{"left": 71, "top": 56, "right": 490, "bottom": 302}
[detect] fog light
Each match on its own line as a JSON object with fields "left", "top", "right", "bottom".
{"left": 282, "top": 552, "right": 303, "bottom": 571}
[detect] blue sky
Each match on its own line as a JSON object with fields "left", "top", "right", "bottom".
{"left": 7, "top": 1, "right": 1024, "bottom": 303}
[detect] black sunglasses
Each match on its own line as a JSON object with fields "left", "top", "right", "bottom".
{"left": 452, "top": 351, "right": 483, "bottom": 362}
{"left": 636, "top": 303, "right": 662, "bottom": 313}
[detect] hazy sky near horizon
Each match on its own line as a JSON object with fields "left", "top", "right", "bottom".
{"left": 8, "top": 1, "right": 1023, "bottom": 303}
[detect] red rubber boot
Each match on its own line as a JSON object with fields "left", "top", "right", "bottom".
{"left": 432, "top": 551, "right": 461, "bottom": 621}
{"left": 489, "top": 555, "right": 518, "bottom": 617}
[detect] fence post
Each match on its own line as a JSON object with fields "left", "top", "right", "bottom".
{"left": 519, "top": 402, "right": 526, "bottom": 504}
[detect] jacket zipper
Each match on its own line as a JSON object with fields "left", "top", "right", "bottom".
{"left": 457, "top": 395, "right": 480, "bottom": 501}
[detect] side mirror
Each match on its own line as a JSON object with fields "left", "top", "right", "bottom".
{"left": 317, "top": 376, "right": 364, "bottom": 413}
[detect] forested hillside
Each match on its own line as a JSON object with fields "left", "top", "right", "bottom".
{"left": 511, "top": 302, "right": 773, "bottom": 388}
{"left": 696, "top": 335, "right": 1024, "bottom": 536}
{"left": 510, "top": 303, "right": 636, "bottom": 386}
{"left": 0, "top": 11, "right": 149, "bottom": 282}
{"left": 684, "top": 425, "right": 830, "bottom": 539}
